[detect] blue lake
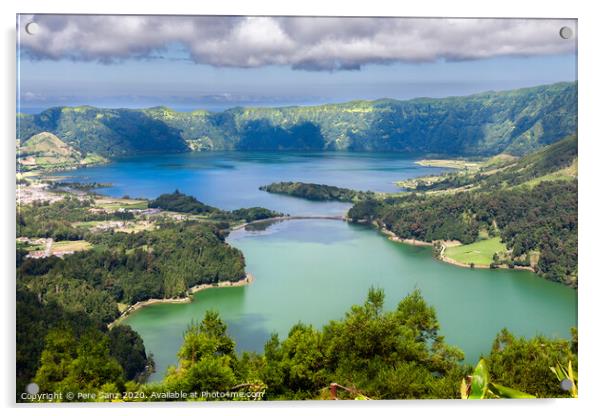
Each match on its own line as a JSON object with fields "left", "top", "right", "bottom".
{"left": 57, "top": 151, "right": 449, "bottom": 216}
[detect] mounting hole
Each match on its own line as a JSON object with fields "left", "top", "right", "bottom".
{"left": 25, "top": 22, "right": 39, "bottom": 35}
{"left": 25, "top": 382, "right": 39, "bottom": 395}
{"left": 559, "top": 26, "right": 573, "bottom": 40}
{"left": 560, "top": 378, "right": 574, "bottom": 391}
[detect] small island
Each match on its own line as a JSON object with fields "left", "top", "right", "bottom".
{"left": 259, "top": 181, "right": 377, "bottom": 203}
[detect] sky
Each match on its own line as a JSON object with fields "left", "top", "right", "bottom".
{"left": 17, "top": 15, "right": 577, "bottom": 112}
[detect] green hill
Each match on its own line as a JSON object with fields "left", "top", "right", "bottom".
{"left": 17, "top": 131, "right": 107, "bottom": 171}
{"left": 17, "top": 82, "right": 576, "bottom": 158}
{"left": 402, "top": 135, "right": 577, "bottom": 192}
{"left": 348, "top": 138, "right": 578, "bottom": 286}
{"left": 21, "top": 131, "right": 74, "bottom": 156}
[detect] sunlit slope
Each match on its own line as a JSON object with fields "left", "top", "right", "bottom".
{"left": 17, "top": 131, "right": 106, "bottom": 171}
{"left": 404, "top": 135, "right": 577, "bottom": 193}
{"left": 17, "top": 82, "right": 576, "bottom": 158}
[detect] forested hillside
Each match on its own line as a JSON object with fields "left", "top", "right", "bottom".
{"left": 349, "top": 137, "right": 578, "bottom": 286}
{"left": 17, "top": 82, "right": 576, "bottom": 158}
{"left": 16, "top": 195, "right": 252, "bottom": 395}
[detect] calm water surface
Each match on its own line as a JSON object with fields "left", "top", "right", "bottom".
{"left": 57, "top": 151, "right": 449, "bottom": 216}
{"left": 60, "top": 152, "right": 577, "bottom": 382}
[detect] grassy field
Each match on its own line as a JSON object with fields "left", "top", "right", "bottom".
{"left": 117, "top": 303, "right": 130, "bottom": 313}
{"left": 481, "top": 153, "right": 518, "bottom": 168}
{"left": 445, "top": 237, "right": 506, "bottom": 266}
{"left": 117, "top": 221, "right": 155, "bottom": 233}
{"left": 95, "top": 197, "right": 148, "bottom": 210}
{"left": 521, "top": 158, "right": 578, "bottom": 188}
{"left": 51, "top": 240, "right": 92, "bottom": 253}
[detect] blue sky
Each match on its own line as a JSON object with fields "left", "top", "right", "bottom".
{"left": 17, "top": 16, "right": 577, "bottom": 112}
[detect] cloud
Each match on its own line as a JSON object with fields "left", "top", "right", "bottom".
{"left": 17, "top": 15, "right": 577, "bottom": 70}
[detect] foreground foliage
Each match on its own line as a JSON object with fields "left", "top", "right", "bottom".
{"left": 461, "top": 359, "right": 535, "bottom": 399}
{"left": 17, "top": 285, "right": 577, "bottom": 401}
{"left": 16, "top": 284, "right": 152, "bottom": 399}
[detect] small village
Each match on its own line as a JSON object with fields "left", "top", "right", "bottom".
{"left": 17, "top": 178, "right": 178, "bottom": 259}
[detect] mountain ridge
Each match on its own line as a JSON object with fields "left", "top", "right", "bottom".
{"left": 17, "top": 82, "right": 577, "bottom": 159}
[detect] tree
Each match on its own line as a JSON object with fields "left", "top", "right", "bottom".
{"left": 163, "top": 311, "right": 238, "bottom": 394}
{"left": 486, "top": 328, "right": 576, "bottom": 398}
{"left": 34, "top": 328, "right": 124, "bottom": 400}
{"left": 108, "top": 325, "right": 152, "bottom": 380}
{"left": 263, "top": 288, "right": 467, "bottom": 400}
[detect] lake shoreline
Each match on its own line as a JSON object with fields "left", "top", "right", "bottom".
{"left": 374, "top": 222, "right": 536, "bottom": 273}
{"left": 108, "top": 273, "right": 255, "bottom": 329}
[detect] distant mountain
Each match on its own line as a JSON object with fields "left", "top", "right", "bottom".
{"left": 17, "top": 82, "right": 576, "bottom": 158}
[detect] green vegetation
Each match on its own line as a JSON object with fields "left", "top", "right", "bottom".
{"left": 17, "top": 196, "right": 134, "bottom": 241}
{"left": 34, "top": 327, "right": 126, "bottom": 397}
{"left": 445, "top": 238, "right": 506, "bottom": 266}
{"left": 16, "top": 174, "right": 578, "bottom": 399}
{"left": 405, "top": 135, "right": 577, "bottom": 193}
{"left": 50, "top": 240, "right": 92, "bottom": 253}
{"left": 257, "top": 288, "right": 466, "bottom": 400}
{"left": 161, "top": 311, "right": 241, "bottom": 395}
{"left": 20, "top": 132, "right": 75, "bottom": 157}
{"left": 17, "top": 131, "right": 107, "bottom": 172}
{"left": 16, "top": 285, "right": 152, "bottom": 398}
{"left": 19, "top": 288, "right": 577, "bottom": 402}
{"left": 259, "top": 181, "right": 375, "bottom": 202}
{"left": 20, "top": 220, "right": 246, "bottom": 304}
{"left": 550, "top": 360, "right": 578, "bottom": 398}
{"left": 149, "top": 190, "right": 217, "bottom": 214}
{"left": 225, "top": 207, "right": 284, "bottom": 223}
{"left": 485, "top": 328, "right": 577, "bottom": 398}
{"left": 461, "top": 359, "right": 535, "bottom": 399}
{"left": 94, "top": 197, "right": 148, "bottom": 210}
{"left": 16, "top": 193, "right": 249, "bottom": 398}
{"left": 108, "top": 325, "right": 154, "bottom": 381}
{"left": 18, "top": 82, "right": 576, "bottom": 158}
{"left": 349, "top": 149, "right": 578, "bottom": 286}
{"left": 18, "top": 107, "right": 190, "bottom": 158}
{"left": 15, "top": 82, "right": 579, "bottom": 401}
{"left": 149, "top": 190, "right": 283, "bottom": 223}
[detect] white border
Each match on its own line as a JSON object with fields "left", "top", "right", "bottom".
{"left": 2, "top": 1, "right": 601, "bottom": 415}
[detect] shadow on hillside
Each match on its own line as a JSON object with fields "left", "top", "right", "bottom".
{"left": 236, "top": 120, "right": 326, "bottom": 151}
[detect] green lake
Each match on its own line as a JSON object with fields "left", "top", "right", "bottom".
{"left": 124, "top": 219, "right": 576, "bottom": 382}
{"left": 61, "top": 152, "right": 577, "bottom": 382}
